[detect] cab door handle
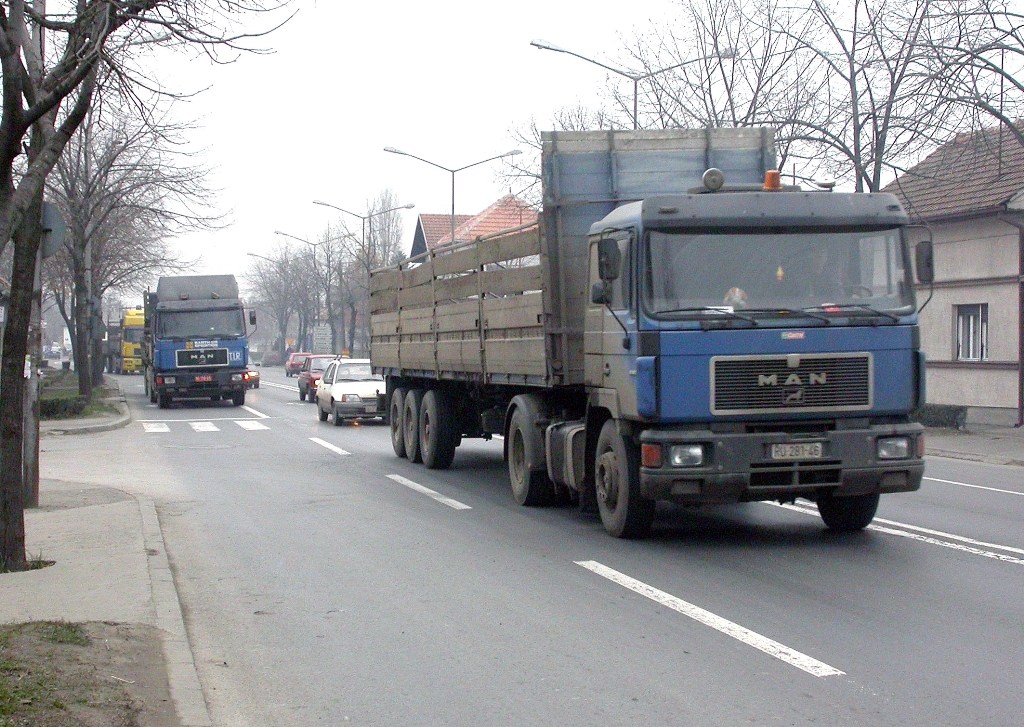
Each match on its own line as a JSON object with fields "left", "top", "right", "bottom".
{"left": 603, "top": 362, "right": 611, "bottom": 376}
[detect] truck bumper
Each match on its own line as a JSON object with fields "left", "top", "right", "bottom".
{"left": 154, "top": 370, "right": 246, "bottom": 398}
{"left": 638, "top": 422, "right": 924, "bottom": 505}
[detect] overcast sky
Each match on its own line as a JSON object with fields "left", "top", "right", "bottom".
{"left": 160, "top": 0, "right": 679, "bottom": 282}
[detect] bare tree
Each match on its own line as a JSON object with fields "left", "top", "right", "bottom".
{"left": 244, "top": 244, "right": 296, "bottom": 356}
{"left": 0, "top": 0, "right": 287, "bottom": 572}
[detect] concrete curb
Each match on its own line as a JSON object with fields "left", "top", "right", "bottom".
{"left": 925, "top": 447, "right": 1024, "bottom": 468}
{"left": 41, "top": 378, "right": 133, "bottom": 436}
{"left": 136, "top": 494, "right": 213, "bottom": 727}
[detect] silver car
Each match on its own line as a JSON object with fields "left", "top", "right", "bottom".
{"left": 315, "top": 359, "right": 386, "bottom": 425}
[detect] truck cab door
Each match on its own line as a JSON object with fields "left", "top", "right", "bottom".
{"left": 585, "top": 231, "right": 638, "bottom": 414}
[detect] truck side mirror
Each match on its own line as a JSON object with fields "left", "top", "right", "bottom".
{"left": 915, "top": 240, "right": 934, "bottom": 284}
{"left": 591, "top": 281, "right": 612, "bottom": 305}
{"left": 597, "top": 238, "right": 621, "bottom": 282}
{"left": 249, "top": 310, "right": 257, "bottom": 326}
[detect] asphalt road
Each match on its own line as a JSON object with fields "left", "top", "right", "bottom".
{"left": 106, "top": 369, "right": 1024, "bottom": 726}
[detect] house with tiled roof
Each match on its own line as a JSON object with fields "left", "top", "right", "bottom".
{"left": 884, "top": 124, "right": 1024, "bottom": 426}
{"left": 409, "top": 213, "right": 472, "bottom": 259}
{"left": 432, "top": 195, "right": 538, "bottom": 247}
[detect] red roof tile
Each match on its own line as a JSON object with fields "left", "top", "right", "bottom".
{"left": 883, "top": 124, "right": 1024, "bottom": 221}
{"left": 433, "top": 195, "right": 539, "bottom": 246}
{"left": 419, "top": 214, "right": 472, "bottom": 250}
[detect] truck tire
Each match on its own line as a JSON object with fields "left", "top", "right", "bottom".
{"left": 157, "top": 393, "right": 171, "bottom": 409}
{"left": 403, "top": 389, "right": 424, "bottom": 463}
{"left": 419, "top": 389, "right": 457, "bottom": 470}
{"left": 816, "top": 491, "right": 879, "bottom": 532}
{"left": 390, "top": 387, "right": 407, "bottom": 458}
{"left": 508, "top": 408, "right": 553, "bottom": 506}
{"left": 231, "top": 390, "right": 245, "bottom": 406}
{"left": 595, "top": 420, "right": 655, "bottom": 538}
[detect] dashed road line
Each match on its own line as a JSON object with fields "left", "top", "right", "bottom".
{"left": 575, "top": 560, "right": 844, "bottom": 678}
{"left": 261, "top": 382, "right": 299, "bottom": 392}
{"left": 309, "top": 437, "right": 350, "bottom": 456}
{"left": 240, "top": 405, "right": 270, "bottom": 419}
{"left": 142, "top": 423, "right": 170, "bottom": 433}
{"left": 190, "top": 422, "right": 220, "bottom": 432}
{"left": 924, "top": 476, "right": 1024, "bottom": 497}
{"left": 771, "top": 501, "right": 1024, "bottom": 565}
{"left": 235, "top": 420, "right": 269, "bottom": 431}
{"left": 386, "top": 474, "right": 472, "bottom": 510}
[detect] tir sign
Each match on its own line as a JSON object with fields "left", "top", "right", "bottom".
{"left": 758, "top": 372, "right": 827, "bottom": 386}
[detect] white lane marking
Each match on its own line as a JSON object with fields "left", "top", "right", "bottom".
{"left": 772, "top": 502, "right": 1024, "bottom": 562}
{"left": 190, "top": 422, "right": 220, "bottom": 432}
{"left": 576, "top": 560, "right": 844, "bottom": 678}
{"left": 309, "top": 437, "right": 350, "bottom": 456}
{"left": 924, "top": 476, "right": 1024, "bottom": 497}
{"left": 261, "top": 382, "right": 299, "bottom": 392}
{"left": 235, "top": 420, "right": 269, "bottom": 431}
{"left": 138, "top": 417, "right": 261, "bottom": 423}
{"left": 142, "top": 423, "right": 170, "bottom": 433}
{"left": 386, "top": 474, "right": 472, "bottom": 510}
{"left": 240, "top": 405, "right": 269, "bottom": 419}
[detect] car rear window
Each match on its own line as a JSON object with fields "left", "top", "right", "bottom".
{"left": 310, "top": 358, "right": 333, "bottom": 371}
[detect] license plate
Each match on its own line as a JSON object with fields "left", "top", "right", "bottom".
{"left": 364, "top": 405, "right": 377, "bottom": 414}
{"left": 770, "top": 442, "right": 823, "bottom": 460}
{"left": 194, "top": 374, "right": 213, "bottom": 383}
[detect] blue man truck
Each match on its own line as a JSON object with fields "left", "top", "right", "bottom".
{"left": 370, "top": 129, "right": 930, "bottom": 538}
{"left": 143, "top": 274, "right": 255, "bottom": 409}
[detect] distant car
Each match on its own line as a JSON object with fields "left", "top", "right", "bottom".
{"left": 315, "top": 359, "right": 385, "bottom": 425}
{"left": 285, "top": 352, "right": 311, "bottom": 377}
{"left": 297, "top": 354, "right": 336, "bottom": 402}
{"left": 244, "top": 369, "right": 260, "bottom": 389}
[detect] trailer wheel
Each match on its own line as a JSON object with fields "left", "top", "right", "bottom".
{"left": 508, "top": 408, "right": 553, "bottom": 505}
{"left": 403, "top": 389, "right": 425, "bottom": 463}
{"left": 817, "top": 491, "right": 879, "bottom": 532}
{"left": 595, "top": 420, "right": 655, "bottom": 538}
{"left": 419, "top": 389, "right": 457, "bottom": 470}
{"left": 390, "top": 387, "right": 407, "bottom": 458}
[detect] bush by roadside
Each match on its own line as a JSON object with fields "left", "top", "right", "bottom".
{"left": 911, "top": 403, "right": 968, "bottom": 430}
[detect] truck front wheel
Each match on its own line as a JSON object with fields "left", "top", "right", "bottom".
{"left": 508, "top": 408, "right": 553, "bottom": 506}
{"left": 231, "top": 390, "right": 245, "bottom": 406}
{"left": 157, "top": 393, "right": 171, "bottom": 409}
{"left": 390, "top": 387, "right": 407, "bottom": 458}
{"left": 595, "top": 420, "right": 655, "bottom": 538}
{"left": 816, "top": 491, "right": 879, "bottom": 532}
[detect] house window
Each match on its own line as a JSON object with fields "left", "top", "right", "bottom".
{"left": 955, "top": 304, "right": 988, "bottom": 361}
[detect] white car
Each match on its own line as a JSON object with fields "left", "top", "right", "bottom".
{"left": 315, "top": 359, "right": 386, "bottom": 425}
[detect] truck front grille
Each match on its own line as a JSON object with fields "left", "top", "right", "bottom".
{"left": 711, "top": 353, "right": 872, "bottom": 415}
{"left": 176, "top": 348, "right": 228, "bottom": 367}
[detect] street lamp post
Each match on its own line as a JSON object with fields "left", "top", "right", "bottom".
{"left": 381, "top": 148, "right": 521, "bottom": 245}
{"left": 530, "top": 39, "right": 734, "bottom": 130}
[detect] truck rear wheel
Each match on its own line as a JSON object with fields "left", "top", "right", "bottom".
{"left": 595, "top": 420, "right": 655, "bottom": 538}
{"left": 403, "top": 389, "right": 424, "bottom": 463}
{"left": 419, "top": 390, "right": 457, "bottom": 470}
{"left": 508, "top": 408, "right": 553, "bottom": 506}
{"left": 390, "top": 387, "right": 407, "bottom": 458}
{"left": 817, "top": 491, "right": 879, "bottom": 532}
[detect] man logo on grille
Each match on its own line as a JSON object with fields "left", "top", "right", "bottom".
{"left": 758, "top": 372, "right": 828, "bottom": 386}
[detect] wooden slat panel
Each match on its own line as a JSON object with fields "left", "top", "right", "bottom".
{"left": 370, "top": 289, "right": 398, "bottom": 314}
{"left": 400, "top": 308, "right": 433, "bottom": 335}
{"left": 432, "top": 247, "right": 480, "bottom": 276}
{"left": 478, "top": 229, "right": 541, "bottom": 266}
{"left": 371, "top": 312, "right": 400, "bottom": 336}
{"left": 434, "top": 272, "right": 479, "bottom": 302}
{"left": 399, "top": 284, "right": 433, "bottom": 309}
{"left": 435, "top": 301, "right": 478, "bottom": 333}
{"left": 484, "top": 338, "right": 546, "bottom": 377}
{"left": 370, "top": 269, "right": 402, "bottom": 294}
{"left": 483, "top": 293, "right": 543, "bottom": 330}
{"left": 403, "top": 264, "right": 434, "bottom": 289}
{"left": 479, "top": 265, "right": 542, "bottom": 296}
{"left": 401, "top": 342, "right": 435, "bottom": 371}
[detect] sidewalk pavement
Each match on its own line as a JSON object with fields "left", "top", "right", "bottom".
{"left": 3, "top": 395, "right": 1020, "bottom": 727}
{"left": 1, "top": 380, "right": 213, "bottom": 727}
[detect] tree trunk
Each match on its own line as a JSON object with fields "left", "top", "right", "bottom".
{"left": 90, "top": 287, "right": 104, "bottom": 387}
{"left": 348, "top": 299, "right": 357, "bottom": 356}
{"left": 73, "top": 261, "right": 91, "bottom": 398}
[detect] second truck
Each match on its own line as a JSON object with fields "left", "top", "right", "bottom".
{"left": 370, "top": 129, "right": 930, "bottom": 538}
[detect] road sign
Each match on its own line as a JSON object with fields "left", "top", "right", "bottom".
{"left": 312, "top": 324, "right": 332, "bottom": 353}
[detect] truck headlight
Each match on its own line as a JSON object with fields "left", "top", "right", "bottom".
{"left": 670, "top": 444, "right": 705, "bottom": 467}
{"left": 877, "top": 436, "right": 910, "bottom": 460}
{"left": 231, "top": 373, "right": 243, "bottom": 381}
{"left": 163, "top": 376, "right": 175, "bottom": 384}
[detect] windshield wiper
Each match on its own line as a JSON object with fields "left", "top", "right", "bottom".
{"left": 656, "top": 306, "right": 758, "bottom": 327}
{"left": 803, "top": 303, "right": 901, "bottom": 323}
{"left": 742, "top": 308, "right": 832, "bottom": 325}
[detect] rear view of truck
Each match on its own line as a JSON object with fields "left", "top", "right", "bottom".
{"left": 143, "top": 275, "right": 254, "bottom": 409}
{"left": 371, "top": 129, "right": 927, "bottom": 538}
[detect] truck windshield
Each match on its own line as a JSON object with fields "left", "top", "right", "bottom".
{"left": 157, "top": 309, "right": 245, "bottom": 339}
{"left": 643, "top": 228, "right": 914, "bottom": 318}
